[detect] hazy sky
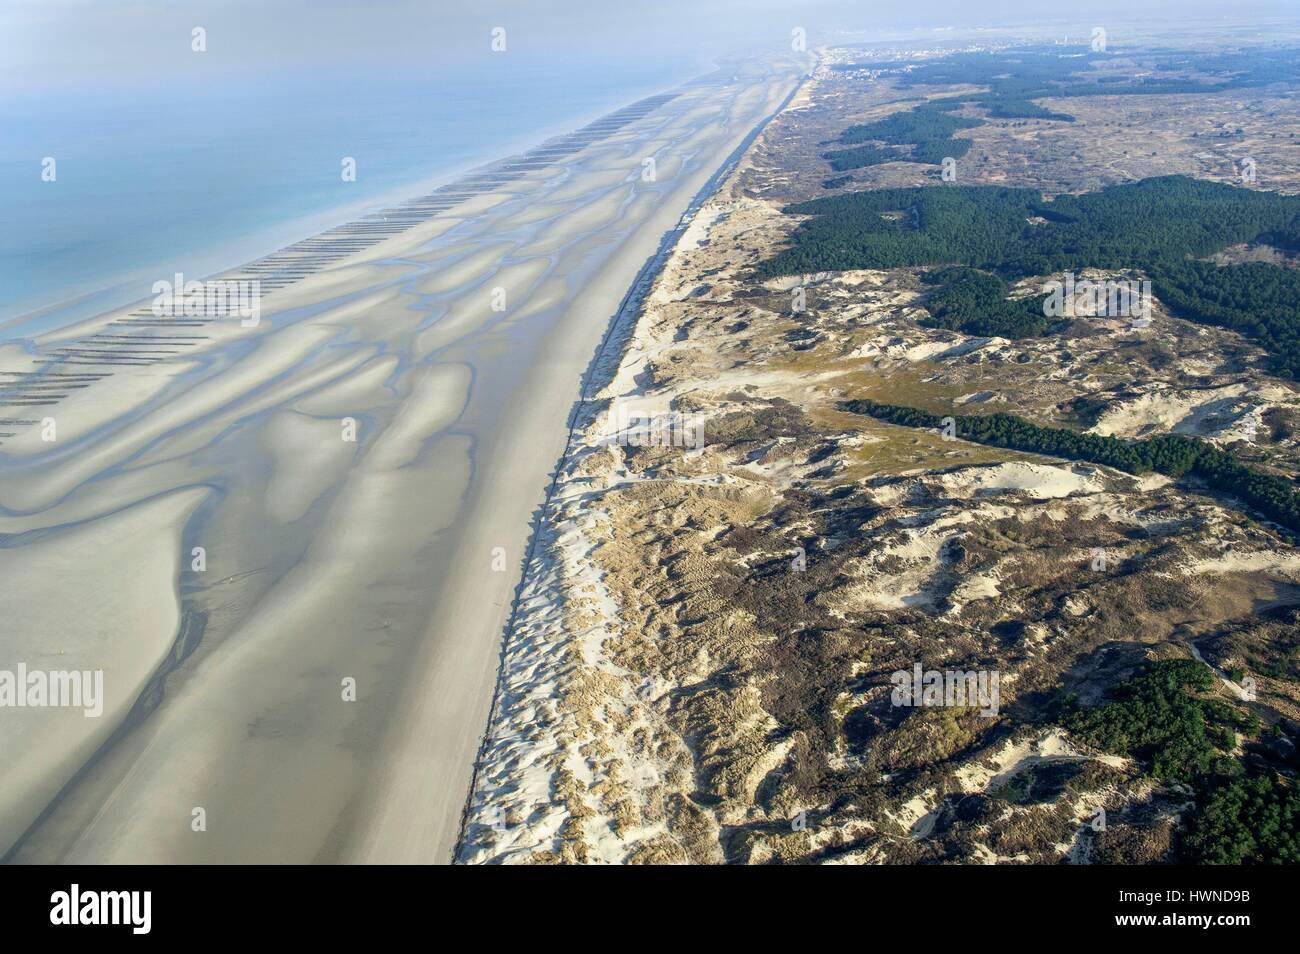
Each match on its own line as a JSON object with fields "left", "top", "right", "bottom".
{"left": 1, "top": 0, "right": 1288, "bottom": 97}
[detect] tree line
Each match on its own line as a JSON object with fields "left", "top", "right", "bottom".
{"left": 840, "top": 398, "right": 1300, "bottom": 534}
{"left": 819, "top": 44, "right": 1285, "bottom": 172}
{"left": 1050, "top": 660, "right": 1297, "bottom": 864}
{"left": 762, "top": 176, "right": 1300, "bottom": 377}
{"left": 920, "top": 267, "right": 1050, "bottom": 338}
{"left": 824, "top": 106, "right": 977, "bottom": 171}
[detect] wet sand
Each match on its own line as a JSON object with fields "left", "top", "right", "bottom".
{"left": 1, "top": 54, "right": 808, "bottom": 863}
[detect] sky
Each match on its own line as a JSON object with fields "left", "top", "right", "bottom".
{"left": 2, "top": 0, "right": 1284, "bottom": 99}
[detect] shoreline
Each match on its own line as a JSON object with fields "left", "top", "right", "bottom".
{"left": 455, "top": 65, "right": 812, "bottom": 865}
{"left": 2, "top": 59, "right": 726, "bottom": 338}
{"left": 342, "top": 60, "right": 811, "bottom": 865}
{"left": 2, "top": 54, "right": 810, "bottom": 863}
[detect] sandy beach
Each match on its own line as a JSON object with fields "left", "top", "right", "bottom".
{"left": 0, "top": 53, "right": 808, "bottom": 863}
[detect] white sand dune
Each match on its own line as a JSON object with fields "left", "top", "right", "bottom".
{"left": 1088, "top": 382, "right": 1294, "bottom": 441}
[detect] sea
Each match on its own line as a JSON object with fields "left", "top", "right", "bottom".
{"left": 0, "top": 52, "right": 710, "bottom": 336}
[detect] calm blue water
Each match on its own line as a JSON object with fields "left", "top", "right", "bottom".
{"left": 0, "top": 55, "right": 708, "bottom": 334}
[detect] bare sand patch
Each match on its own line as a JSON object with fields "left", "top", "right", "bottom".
{"left": 0, "top": 487, "right": 207, "bottom": 856}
